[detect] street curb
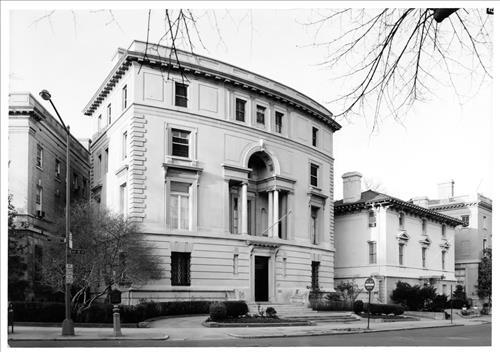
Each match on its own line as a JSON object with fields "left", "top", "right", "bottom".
{"left": 8, "top": 334, "right": 169, "bottom": 341}
{"left": 227, "top": 323, "right": 467, "bottom": 339}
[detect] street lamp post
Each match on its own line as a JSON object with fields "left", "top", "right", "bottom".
{"left": 39, "top": 90, "right": 74, "bottom": 336}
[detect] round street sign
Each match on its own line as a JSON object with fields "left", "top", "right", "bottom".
{"left": 364, "top": 277, "right": 375, "bottom": 291}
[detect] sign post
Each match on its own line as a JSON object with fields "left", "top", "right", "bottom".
{"left": 364, "top": 277, "right": 375, "bottom": 330}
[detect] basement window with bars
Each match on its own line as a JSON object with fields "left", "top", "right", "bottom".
{"left": 171, "top": 252, "right": 191, "bottom": 286}
{"left": 311, "top": 261, "right": 320, "bottom": 291}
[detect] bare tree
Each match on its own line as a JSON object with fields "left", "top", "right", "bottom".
{"left": 302, "top": 8, "right": 492, "bottom": 128}
{"left": 39, "top": 201, "right": 161, "bottom": 316}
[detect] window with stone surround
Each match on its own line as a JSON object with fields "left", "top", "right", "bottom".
{"left": 171, "top": 129, "right": 190, "bottom": 158}
{"left": 310, "top": 163, "right": 319, "bottom": 187}
{"left": 169, "top": 181, "right": 190, "bottom": 230}
{"left": 369, "top": 241, "right": 377, "bottom": 264}
{"left": 275, "top": 111, "right": 283, "bottom": 133}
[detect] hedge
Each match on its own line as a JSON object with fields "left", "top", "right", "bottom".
{"left": 311, "top": 300, "right": 353, "bottom": 311}
{"left": 10, "top": 300, "right": 217, "bottom": 324}
{"left": 362, "top": 302, "right": 404, "bottom": 315}
{"left": 222, "top": 300, "right": 248, "bottom": 318}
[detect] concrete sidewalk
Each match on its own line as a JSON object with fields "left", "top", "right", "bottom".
{"left": 8, "top": 315, "right": 491, "bottom": 342}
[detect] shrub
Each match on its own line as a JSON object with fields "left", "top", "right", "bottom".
{"left": 429, "top": 294, "right": 448, "bottom": 312}
{"left": 209, "top": 302, "right": 227, "bottom": 321}
{"left": 447, "top": 298, "right": 470, "bottom": 309}
{"left": 311, "top": 300, "right": 353, "bottom": 311}
{"left": 324, "top": 292, "right": 342, "bottom": 302}
{"left": 362, "top": 303, "right": 404, "bottom": 316}
{"left": 265, "top": 307, "right": 277, "bottom": 318}
{"left": 10, "top": 301, "right": 66, "bottom": 322}
{"left": 353, "top": 300, "right": 364, "bottom": 314}
{"left": 222, "top": 300, "right": 248, "bottom": 318}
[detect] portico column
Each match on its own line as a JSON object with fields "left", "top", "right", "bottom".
{"left": 268, "top": 190, "right": 273, "bottom": 237}
{"left": 241, "top": 182, "right": 248, "bottom": 235}
{"left": 273, "top": 189, "right": 279, "bottom": 238}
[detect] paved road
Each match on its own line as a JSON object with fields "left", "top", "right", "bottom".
{"left": 9, "top": 323, "right": 491, "bottom": 347}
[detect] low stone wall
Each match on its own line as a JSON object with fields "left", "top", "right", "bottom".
{"left": 405, "top": 311, "right": 445, "bottom": 320}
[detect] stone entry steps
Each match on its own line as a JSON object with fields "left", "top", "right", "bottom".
{"left": 246, "top": 303, "right": 360, "bottom": 322}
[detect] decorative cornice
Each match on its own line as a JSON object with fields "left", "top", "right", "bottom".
{"left": 335, "top": 197, "right": 463, "bottom": 227}
{"left": 83, "top": 41, "right": 342, "bottom": 132}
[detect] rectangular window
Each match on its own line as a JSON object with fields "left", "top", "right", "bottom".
{"left": 235, "top": 98, "right": 246, "bottom": 122}
{"left": 311, "top": 261, "right": 320, "bottom": 291}
{"left": 283, "top": 258, "right": 287, "bottom": 277}
{"left": 369, "top": 242, "right": 377, "bottom": 264}
{"left": 368, "top": 210, "right": 376, "bottom": 227}
{"left": 461, "top": 215, "right": 469, "bottom": 227}
{"left": 233, "top": 254, "right": 239, "bottom": 274}
{"left": 275, "top": 111, "right": 283, "bottom": 133}
{"left": 36, "top": 144, "right": 43, "bottom": 168}
{"left": 231, "top": 194, "right": 239, "bottom": 234}
{"left": 398, "top": 243, "right": 404, "bottom": 266}
{"left": 73, "top": 173, "right": 79, "bottom": 190}
{"left": 104, "top": 148, "right": 109, "bottom": 174}
{"left": 310, "top": 163, "right": 319, "bottom": 187}
{"left": 170, "top": 181, "right": 190, "bottom": 230}
{"left": 98, "top": 114, "right": 102, "bottom": 131}
{"left": 171, "top": 129, "right": 190, "bottom": 158}
{"left": 482, "top": 238, "right": 487, "bottom": 251}
{"left": 107, "top": 103, "right": 112, "bottom": 125}
{"left": 422, "top": 247, "right": 427, "bottom": 268}
{"left": 398, "top": 213, "right": 405, "bottom": 230}
{"left": 441, "top": 251, "right": 446, "bottom": 270}
{"left": 97, "top": 154, "right": 102, "bottom": 179}
{"left": 175, "top": 82, "right": 188, "bottom": 107}
{"left": 35, "top": 186, "right": 42, "bottom": 205}
{"left": 55, "top": 159, "right": 61, "bottom": 178}
{"left": 311, "top": 206, "right": 320, "bottom": 244}
{"left": 120, "top": 183, "right": 127, "bottom": 216}
{"left": 442, "top": 284, "right": 447, "bottom": 297}
{"left": 171, "top": 252, "right": 191, "bottom": 286}
{"left": 122, "top": 131, "right": 128, "bottom": 159}
{"left": 441, "top": 224, "right": 446, "bottom": 238}
{"left": 312, "top": 127, "right": 319, "bottom": 147}
{"left": 34, "top": 245, "right": 43, "bottom": 283}
{"left": 422, "top": 219, "right": 427, "bottom": 234}
{"left": 122, "top": 85, "right": 128, "bottom": 110}
{"left": 256, "top": 105, "right": 266, "bottom": 124}
{"left": 482, "top": 215, "right": 487, "bottom": 229}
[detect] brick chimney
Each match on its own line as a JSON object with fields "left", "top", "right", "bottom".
{"left": 342, "top": 171, "right": 362, "bottom": 203}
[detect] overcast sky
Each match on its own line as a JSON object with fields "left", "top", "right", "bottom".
{"left": 4, "top": 4, "right": 494, "bottom": 201}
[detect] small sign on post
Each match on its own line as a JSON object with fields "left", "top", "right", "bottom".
{"left": 66, "top": 264, "right": 74, "bottom": 284}
{"left": 364, "top": 277, "right": 375, "bottom": 330}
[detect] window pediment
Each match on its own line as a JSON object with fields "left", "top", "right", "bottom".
{"left": 439, "top": 239, "right": 451, "bottom": 251}
{"left": 419, "top": 237, "right": 431, "bottom": 248}
{"left": 396, "top": 231, "right": 410, "bottom": 243}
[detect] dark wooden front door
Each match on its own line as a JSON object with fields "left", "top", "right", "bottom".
{"left": 255, "top": 256, "right": 269, "bottom": 301}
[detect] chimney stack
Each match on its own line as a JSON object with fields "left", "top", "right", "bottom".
{"left": 438, "top": 180, "right": 455, "bottom": 199}
{"left": 412, "top": 196, "right": 429, "bottom": 208}
{"left": 342, "top": 171, "right": 362, "bottom": 203}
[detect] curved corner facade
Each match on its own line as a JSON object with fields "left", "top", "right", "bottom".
{"left": 86, "top": 41, "right": 341, "bottom": 304}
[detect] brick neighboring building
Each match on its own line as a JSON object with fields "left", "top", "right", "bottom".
{"left": 8, "top": 92, "right": 90, "bottom": 299}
